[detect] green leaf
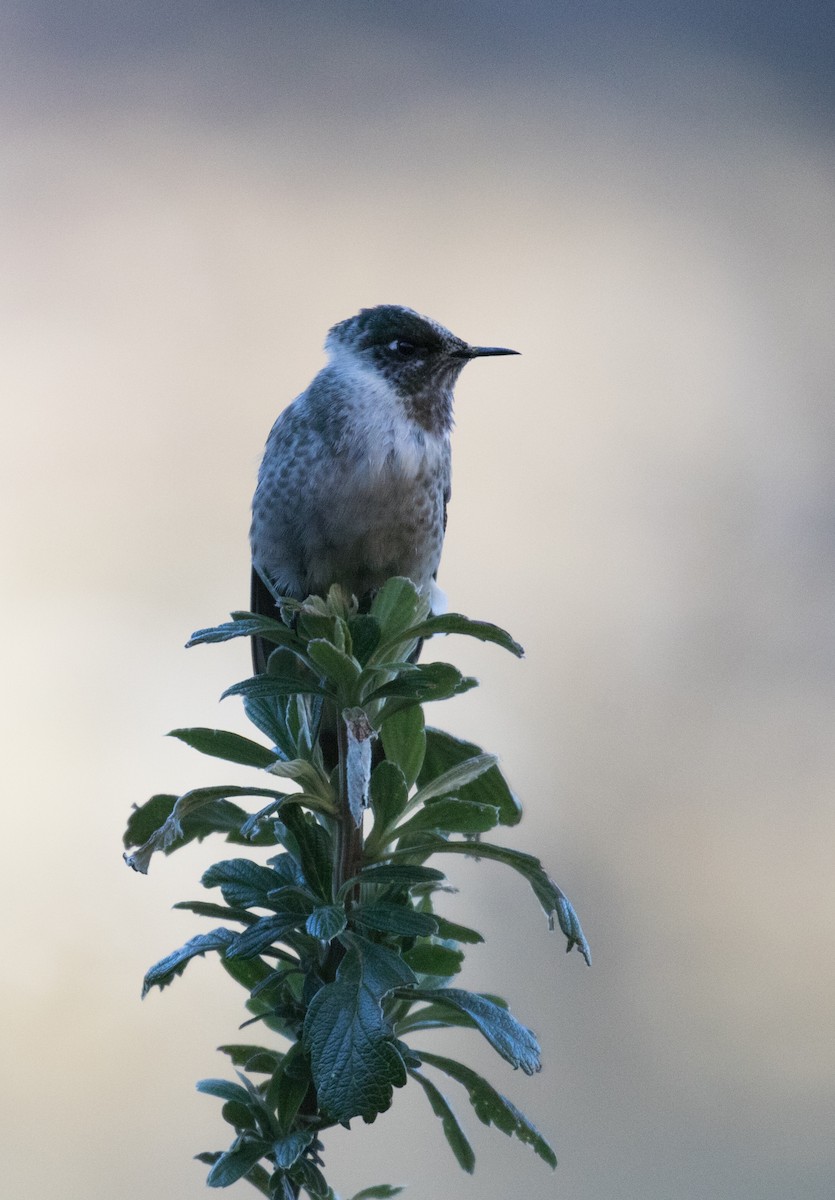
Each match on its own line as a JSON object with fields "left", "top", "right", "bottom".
{"left": 196, "top": 1077, "right": 255, "bottom": 1106}
{"left": 552, "top": 887, "right": 592, "bottom": 966}
{"left": 303, "top": 936, "right": 416, "bottom": 1123}
{"left": 407, "top": 989, "right": 541, "bottom": 1074}
{"left": 379, "top": 705, "right": 426, "bottom": 788}
{"left": 353, "top": 903, "right": 439, "bottom": 938}
{"left": 142, "top": 928, "right": 235, "bottom": 996}
{"left": 395, "top": 797, "right": 499, "bottom": 839}
{"left": 272, "top": 1129, "right": 314, "bottom": 1169}
{"left": 225, "top": 913, "right": 310, "bottom": 959}
{"left": 206, "top": 1139, "right": 269, "bottom": 1188}
{"left": 395, "top": 1000, "right": 480, "bottom": 1035}
{"left": 346, "top": 614, "right": 382, "bottom": 665}
{"left": 402, "top": 944, "right": 464, "bottom": 977}
{"left": 420, "top": 729, "right": 522, "bottom": 826}
{"left": 417, "top": 1051, "right": 557, "bottom": 1169}
{"left": 266, "top": 1043, "right": 311, "bottom": 1132}
{"left": 410, "top": 753, "right": 498, "bottom": 806}
{"left": 167, "top": 727, "right": 279, "bottom": 769}
{"left": 123, "top": 786, "right": 290, "bottom": 873}
{"left": 221, "top": 1100, "right": 259, "bottom": 1133}
{"left": 370, "top": 759, "right": 409, "bottom": 823}
{"left": 195, "top": 1153, "right": 272, "bottom": 1196}
{"left": 217, "top": 1045, "right": 283, "bottom": 1074}
{"left": 391, "top": 837, "right": 590, "bottom": 964}
{"left": 221, "top": 954, "right": 284, "bottom": 1001}
{"left": 293, "top": 1158, "right": 331, "bottom": 1198}
{"left": 283, "top": 693, "right": 319, "bottom": 761}
{"left": 369, "top": 577, "right": 429, "bottom": 643}
{"left": 123, "top": 793, "right": 177, "bottom": 848}
{"left": 223, "top": 674, "right": 330, "bottom": 704}
{"left": 409, "top": 1069, "right": 475, "bottom": 1173}
{"left": 243, "top": 695, "right": 297, "bottom": 761}
{"left": 306, "top": 904, "right": 348, "bottom": 941}
{"left": 378, "top": 613, "right": 524, "bottom": 660}
{"left": 364, "top": 662, "right": 477, "bottom": 712}
{"left": 240, "top": 798, "right": 289, "bottom": 840}
{"left": 430, "top": 916, "right": 484, "bottom": 945}
{"left": 349, "top": 1188, "right": 405, "bottom": 1200}
{"left": 351, "top": 863, "right": 447, "bottom": 891}
{"left": 276, "top": 807, "right": 333, "bottom": 901}
{"left": 187, "top": 613, "right": 301, "bottom": 650}
{"left": 306, "top": 639, "right": 362, "bottom": 695}
{"left": 335, "top": 864, "right": 446, "bottom": 902}
{"left": 202, "top": 859, "right": 285, "bottom": 910}
{"left": 264, "top": 759, "right": 334, "bottom": 810}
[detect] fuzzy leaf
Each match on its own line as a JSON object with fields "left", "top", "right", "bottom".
{"left": 202, "top": 859, "right": 284, "bottom": 910}
{"left": 272, "top": 1129, "right": 313, "bottom": 1169}
{"left": 407, "top": 988, "right": 541, "bottom": 1074}
{"left": 395, "top": 797, "right": 499, "bottom": 839}
{"left": 306, "top": 639, "right": 362, "bottom": 694}
{"left": 142, "top": 928, "right": 234, "bottom": 996}
{"left": 225, "top": 912, "right": 310, "bottom": 959}
{"left": 392, "top": 837, "right": 590, "bottom": 964}
{"left": 369, "top": 577, "right": 429, "bottom": 643}
{"left": 409, "top": 1069, "right": 475, "bottom": 1173}
{"left": 347, "top": 1185, "right": 405, "bottom": 1195}
{"left": 217, "top": 1045, "right": 283, "bottom": 1074}
{"left": 378, "top": 613, "right": 524, "bottom": 660}
{"left": 306, "top": 904, "right": 348, "bottom": 941}
{"left": 410, "top": 753, "right": 498, "bottom": 806}
{"left": 242, "top": 695, "right": 296, "bottom": 761}
{"left": 267, "top": 1043, "right": 311, "bottom": 1132}
{"left": 222, "top": 674, "right": 329, "bottom": 703}
{"left": 167, "top": 727, "right": 279, "bottom": 769}
{"left": 417, "top": 1050, "right": 557, "bottom": 1168}
{"left": 276, "top": 808, "right": 333, "bottom": 901}
{"left": 353, "top": 903, "right": 439, "bottom": 938}
{"left": 354, "top": 863, "right": 447, "bottom": 890}
{"left": 402, "top": 944, "right": 464, "bottom": 977}
{"left": 348, "top": 614, "right": 382, "bottom": 665}
{"left": 187, "top": 613, "right": 300, "bottom": 650}
{"left": 365, "top": 662, "right": 477, "bottom": 712}
{"left": 205, "top": 1139, "right": 268, "bottom": 1188}
{"left": 379, "top": 704, "right": 426, "bottom": 788}
{"left": 196, "top": 1077, "right": 254, "bottom": 1106}
{"left": 369, "top": 760, "right": 409, "bottom": 832}
{"left": 339, "top": 862, "right": 448, "bottom": 902}
{"left": 349, "top": 1188, "right": 405, "bottom": 1200}
{"left": 123, "top": 786, "right": 289, "bottom": 873}
{"left": 430, "top": 916, "right": 484, "bottom": 944}
{"left": 420, "top": 729, "right": 522, "bottom": 826}
{"left": 303, "top": 936, "right": 416, "bottom": 1123}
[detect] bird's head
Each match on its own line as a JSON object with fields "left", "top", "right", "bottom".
{"left": 325, "top": 304, "right": 518, "bottom": 434}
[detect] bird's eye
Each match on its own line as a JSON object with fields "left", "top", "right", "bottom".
{"left": 387, "top": 339, "right": 417, "bottom": 357}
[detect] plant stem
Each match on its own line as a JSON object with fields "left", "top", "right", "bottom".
{"left": 334, "top": 709, "right": 364, "bottom": 903}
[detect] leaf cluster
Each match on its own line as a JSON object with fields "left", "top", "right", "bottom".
{"left": 125, "top": 579, "right": 589, "bottom": 1198}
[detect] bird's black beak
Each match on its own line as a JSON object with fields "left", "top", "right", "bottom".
{"left": 456, "top": 344, "right": 520, "bottom": 359}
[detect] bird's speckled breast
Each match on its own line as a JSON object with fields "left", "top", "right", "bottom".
{"left": 251, "top": 362, "right": 450, "bottom": 603}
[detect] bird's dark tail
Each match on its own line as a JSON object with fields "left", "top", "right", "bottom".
{"left": 250, "top": 565, "right": 280, "bottom": 675}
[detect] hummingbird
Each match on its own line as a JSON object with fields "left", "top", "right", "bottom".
{"left": 249, "top": 304, "right": 519, "bottom": 672}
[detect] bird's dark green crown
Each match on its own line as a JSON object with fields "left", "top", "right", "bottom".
{"left": 327, "top": 305, "right": 464, "bottom": 359}
{"left": 324, "top": 304, "right": 519, "bottom": 433}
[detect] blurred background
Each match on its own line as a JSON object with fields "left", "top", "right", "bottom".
{"left": 2, "top": 2, "right": 834, "bottom": 1197}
